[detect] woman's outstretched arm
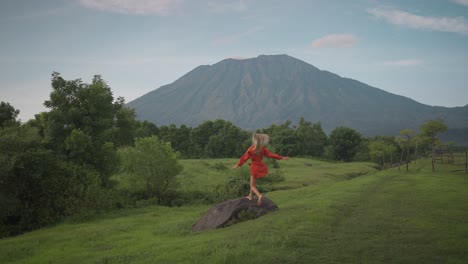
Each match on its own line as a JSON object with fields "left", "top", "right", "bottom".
{"left": 232, "top": 146, "right": 252, "bottom": 169}
{"left": 263, "top": 147, "right": 289, "bottom": 160}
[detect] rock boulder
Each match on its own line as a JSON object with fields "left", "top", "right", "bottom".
{"left": 192, "top": 196, "right": 278, "bottom": 232}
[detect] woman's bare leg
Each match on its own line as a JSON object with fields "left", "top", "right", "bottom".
{"left": 246, "top": 175, "right": 254, "bottom": 200}
{"left": 249, "top": 175, "right": 263, "bottom": 205}
{"left": 246, "top": 190, "right": 253, "bottom": 200}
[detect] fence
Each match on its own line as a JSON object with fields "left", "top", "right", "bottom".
{"left": 433, "top": 150, "right": 468, "bottom": 173}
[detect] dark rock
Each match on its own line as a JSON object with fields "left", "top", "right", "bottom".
{"left": 192, "top": 196, "right": 278, "bottom": 232}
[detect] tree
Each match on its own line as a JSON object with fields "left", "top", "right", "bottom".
{"left": 0, "top": 125, "right": 100, "bottom": 237}
{"left": 113, "top": 97, "right": 137, "bottom": 147}
{"left": 261, "top": 120, "right": 297, "bottom": 156}
{"left": 397, "top": 129, "right": 416, "bottom": 171}
{"left": 0, "top": 102, "right": 20, "bottom": 127}
{"left": 369, "top": 140, "right": 397, "bottom": 167}
{"left": 43, "top": 72, "right": 123, "bottom": 185}
{"left": 205, "top": 120, "right": 248, "bottom": 158}
{"left": 190, "top": 120, "right": 216, "bottom": 157}
{"left": 134, "top": 120, "right": 159, "bottom": 139}
{"left": 189, "top": 119, "right": 248, "bottom": 158}
{"left": 369, "top": 140, "right": 386, "bottom": 166}
{"left": 420, "top": 119, "right": 448, "bottom": 172}
{"left": 295, "top": 117, "right": 328, "bottom": 157}
{"left": 329, "top": 126, "right": 362, "bottom": 162}
{"left": 158, "top": 124, "right": 194, "bottom": 158}
{"left": 371, "top": 136, "right": 400, "bottom": 165}
{"left": 120, "top": 136, "right": 183, "bottom": 203}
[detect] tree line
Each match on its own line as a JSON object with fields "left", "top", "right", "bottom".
{"left": 0, "top": 73, "right": 453, "bottom": 237}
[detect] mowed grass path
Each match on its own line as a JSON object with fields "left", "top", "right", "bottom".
{"left": 1, "top": 159, "right": 467, "bottom": 263}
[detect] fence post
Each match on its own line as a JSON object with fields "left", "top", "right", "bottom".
{"left": 465, "top": 151, "right": 467, "bottom": 174}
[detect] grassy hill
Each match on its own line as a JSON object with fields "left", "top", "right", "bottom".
{"left": 1, "top": 158, "right": 467, "bottom": 263}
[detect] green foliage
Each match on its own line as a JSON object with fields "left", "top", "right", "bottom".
{"left": 214, "top": 166, "right": 251, "bottom": 201}
{"left": 265, "top": 155, "right": 280, "bottom": 168}
{"left": 420, "top": 119, "right": 448, "bottom": 139}
{"left": 0, "top": 125, "right": 101, "bottom": 237}
{"left": 187, "top": 119, "right": 250, "bottom": 158}
{"left": 64, "top": 129, "right": 93, "bottom": 162}
{"left": 0, "top": 73, "right": 144, "bottom": 237}
{"left": 258, "top": 118, "right": 328, "bottom": 158}
{"left": 158, "top": 124, "right": 193, "bottom": 158}
{"left": 420, "top": 119, "right": 449, "bottom": 171}
{"left": 113, "top": 97, "right": 137, "bottom": 147}
{"left": 295, "top": 117, "right": 328, "bottom": 156}
{"left": 42, "top": 73, "right": 127, "bottom": 185}
{"left": 206, "top": 120, "right": 249, "bottom": 158}
{"left": 260, "top": 120, "right": 297, "bottom": 156}
{"left": 134, "top": 120, "right": 159, "bottom": 139}
{"left": 329, "top": 126, "right": 362, "bottom": 161}
{"left": 397, "top": 129, "right": 417, "bottom": 169}
{"left": 119, "top": 136, "right": 183, "bottom": 204}
{"left": 369, "top": 140, "right": 397, "bottom": 167}
{"left": 0, "top": 101, "right": 20, "bottom": 127}
{"left": 260, "top": 168, "right": 286, "bottom": 184}
{"left": 420, "top": 119, "right": 448, "bottom": 148}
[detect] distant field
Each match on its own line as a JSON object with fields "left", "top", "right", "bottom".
{"left": 176, "top": 158, "right": 378, "bottom": 192}
{"left": 1, "top": 158, "right": 467, "bottom": 263}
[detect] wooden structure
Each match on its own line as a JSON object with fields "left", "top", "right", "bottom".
{"left": 433, "top": 149, "right": 468, "bottom": 174}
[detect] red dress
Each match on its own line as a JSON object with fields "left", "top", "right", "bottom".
{"left": 236, "top": 145, "right": 284, "bottom": 178}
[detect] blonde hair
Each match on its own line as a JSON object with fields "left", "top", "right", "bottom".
{"left": 252, "top": 133, "right": 269, "bottom": 153}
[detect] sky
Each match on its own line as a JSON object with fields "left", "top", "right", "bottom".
{"left": 1, "top": 0, "right": 467, "bottom": 122}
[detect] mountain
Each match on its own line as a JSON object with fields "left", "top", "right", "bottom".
{"left": 127, "top": 54, "right": 468, "bottom": 144}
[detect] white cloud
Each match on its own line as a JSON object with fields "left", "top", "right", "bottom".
{"left": 311, "top": 34, "right": 358, "bottom": 48}
{"left": 383, "top": 59, "right": 423, "bottom": 67}
{"left": 77, "top": 0, "right": 184, "bottom": 15}
{"left": 367, "top": 7, "right": 468, "bottom": 35}
{"left": 454, "top": 0, "right": 468, "bottom": 7}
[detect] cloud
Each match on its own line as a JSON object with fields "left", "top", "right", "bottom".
{"left": 311, "top": 34, "right": 358, "bottom": 48}
{"left": 454, "top": 0, "right": 468, "bottom": 7}
{"left": 77, "top": 0, "right": 184, "bottom": 15}
{"left": 383, "top": 59, "right": 423, "bottom": 67}
{"left": 212, "top": 26, "right": 263, "bottom": 46}
{"left": 367, "top": 7, "right": 468, "bottom": 35}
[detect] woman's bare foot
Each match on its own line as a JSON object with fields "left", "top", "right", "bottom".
{"left": 246, "top": 195, "right": 253, "bottom": 201}
{"left": 257, "top": 195, "right": 263, "bottom": 206}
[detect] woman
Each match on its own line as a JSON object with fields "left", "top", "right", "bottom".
{"left": 232, "top": 133, "right": 289, "bottom": 205}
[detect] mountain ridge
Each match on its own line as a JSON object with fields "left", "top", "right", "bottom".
{"left": 127, "top": 54, "right": 468, "bottom": 144}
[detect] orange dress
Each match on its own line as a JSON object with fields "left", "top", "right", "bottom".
{"left": 236, "top": 145, "right": 284, "bottom": 178}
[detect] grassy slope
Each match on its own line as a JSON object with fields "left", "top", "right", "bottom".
{"left": 1, "top": 158, "right": 467, "bottom": 263}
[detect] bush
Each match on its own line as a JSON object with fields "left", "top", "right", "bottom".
{"left": 119, "top": 136, "right": 183, "bottom": 203}
{"left": 260, "top": 169, "right": 285, "bottom": 184}
{"left": 0, "top": 125, "right": 106, "bottom": 237}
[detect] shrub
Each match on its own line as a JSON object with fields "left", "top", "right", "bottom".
{"left": 119, "top": 136, "right": 183, "bottom": 203}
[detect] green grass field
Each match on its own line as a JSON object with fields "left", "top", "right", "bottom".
{"left": 1, "top": 158, "right": 467, "bottom": 263}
